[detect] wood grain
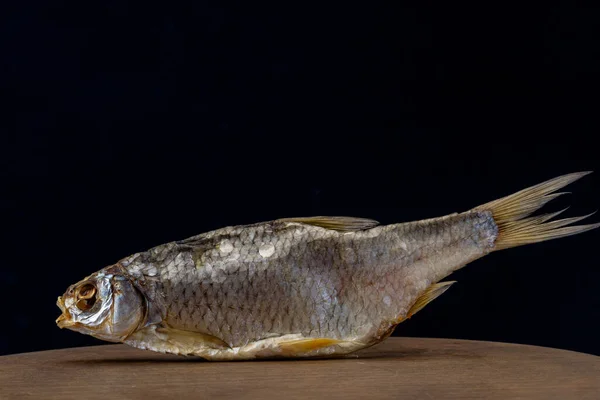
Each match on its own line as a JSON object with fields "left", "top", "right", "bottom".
{"left": 1, "top": 338, "right": 598, "bottom": 399}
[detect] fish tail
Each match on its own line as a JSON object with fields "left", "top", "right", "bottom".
{"left": 474, "top": 172, "right": 599, "bottom": 250}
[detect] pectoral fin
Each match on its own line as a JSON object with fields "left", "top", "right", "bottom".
{"left": 155, "top": 326, "right": 230, "bottom": 351}
{"left": 405, "top": 281, "right": 456, "bottom": 319}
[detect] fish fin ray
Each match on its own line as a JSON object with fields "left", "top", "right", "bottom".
{"left": 155, "top": 326, "right": 230, "bottom": 351}
{"left": 278, "top": 216, "right": 379, "bottom": 232}
{"left": 473, "top": 171, "right": 599, "bottom": 250}
{"left": 405, "top": 281, "right": 456, "bottom": 319}
{"left": 278, "top": 337, "right": 343, "bottom": 355}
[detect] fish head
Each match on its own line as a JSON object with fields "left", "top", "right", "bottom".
{"left": 56, "top": 268, "right": 145, "bottom": 342}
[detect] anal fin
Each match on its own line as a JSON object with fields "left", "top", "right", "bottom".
{"left": 405, "top": 281, "right": 456, "bottom": 320}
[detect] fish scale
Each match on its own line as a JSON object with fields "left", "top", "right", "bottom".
{"left": 142, "top": 216, "right": 470, "bottom": 347}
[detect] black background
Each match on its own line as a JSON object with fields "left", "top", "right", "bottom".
{"left": 2, "top": 3, "right": 599, "bottom": 356}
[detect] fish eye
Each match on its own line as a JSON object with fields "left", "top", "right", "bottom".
{"left": 75, "top": 283, "right": 97, "bottom": 311}
{"left": 78, "top": 283, "right": 96, "bottom": 299}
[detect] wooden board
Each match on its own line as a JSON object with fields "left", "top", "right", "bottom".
{"left": 1, "top": 338, "right": 598, "bottom": 399}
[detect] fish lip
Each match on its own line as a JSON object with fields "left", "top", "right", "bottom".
{"left": 55, "top": 314, "right": 69, "bottom": 328}
{"left": 56, "top": 313, "right": 78, "bottom": 329}
{"left": 56, "top": 296, "right": 66, "bottom": 311}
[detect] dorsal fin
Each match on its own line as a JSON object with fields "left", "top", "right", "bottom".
{"left": 278, "top": 216, "right": 379, "bottom": 232}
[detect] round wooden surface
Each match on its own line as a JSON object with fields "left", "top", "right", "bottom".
{"left": 1, "top": 338, "right": 598, "bottom": 399}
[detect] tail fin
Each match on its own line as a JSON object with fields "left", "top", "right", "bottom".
{"left": 474, "top": 172, "right": 599, "bottom": 250}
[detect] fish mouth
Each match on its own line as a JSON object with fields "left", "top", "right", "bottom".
{"left": 56, "top": 296, "right": 73, "bottom": 329}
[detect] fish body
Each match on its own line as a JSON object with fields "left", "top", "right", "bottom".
{"left": 56, "top": 172, "right": 598, "bottom": 360}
